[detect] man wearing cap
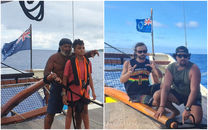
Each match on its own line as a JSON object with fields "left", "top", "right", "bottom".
{"left": 44, "top": 38, "right": 99, "bottom": 129}
{"left": 154, "top": 46, "right": 202, "bottom": 124}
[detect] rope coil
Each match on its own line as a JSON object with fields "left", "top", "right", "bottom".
{"left": 19, "top": 1, "right": 44, "bottom": 21}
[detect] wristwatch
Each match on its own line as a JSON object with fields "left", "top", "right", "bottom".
{"left": 185, "top": 106, "right": 191, "bottom": 111}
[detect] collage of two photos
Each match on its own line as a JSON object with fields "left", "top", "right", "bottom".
{"left": 1, "top": 0, "right": 207, "bottom": 129}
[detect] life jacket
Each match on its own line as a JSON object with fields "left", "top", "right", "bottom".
{"left": 68, "top": 55, "right": 90, "bottom": 98}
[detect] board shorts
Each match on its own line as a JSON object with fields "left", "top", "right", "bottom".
{"left": 169, "top": 89, "right": 202, "bottom": 106}
{"left": 129, "top": 83, "right": 160, "bottom": 105}
{"left": 47, "top": 83, "right": 64, "bottom": 114}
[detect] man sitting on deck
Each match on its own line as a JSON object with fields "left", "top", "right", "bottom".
{"left": 154, "top": 46, "right": 203, "bottom": 124}
{"left": 120, "top": 42, "right": 162, "bottom": 106}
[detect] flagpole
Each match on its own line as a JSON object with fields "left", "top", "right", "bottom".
{"left": 30, "top": 24, "right": 32, "bottom": 70}
{"left": 151, "top": 8, "right": 155, "bottom": 60}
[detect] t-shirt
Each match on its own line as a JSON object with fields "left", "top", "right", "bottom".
{"left": 64, "top": 59, "right": 92, "bottom": 101}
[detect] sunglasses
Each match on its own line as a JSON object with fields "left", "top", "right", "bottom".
{"left": 177, "top": 54, "right": 189, "bottom": 58}
{"left": 137, "top": 50, "right": 147, "bottom": 54}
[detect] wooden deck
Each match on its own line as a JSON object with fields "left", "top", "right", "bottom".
{"left": 105, "top": 95, "right": 207, "bottom": 129}
{"left": 1, "top": 104, "right": 103, "bottom": 129}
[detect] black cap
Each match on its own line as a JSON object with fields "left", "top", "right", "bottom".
{"left": 175, "top": 46, "right": 189, "bottom": 54}
{"left": 59, "top": 38, "right": 72, "bottom": 46}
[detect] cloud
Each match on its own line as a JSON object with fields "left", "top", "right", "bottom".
{"left": 188, "top": 21, "right": 199, "bottom": 28}
{"left": 175, "top": 21, "right": 199, "bottom": 28}
{"left": 153, "top": 20, "right": 166, "bottom": 27}
{"left": 1, "top": 1, "right": 104, "bottom": 50}
{"left": 175, "top": 22, "right": 183, "bottom": 28}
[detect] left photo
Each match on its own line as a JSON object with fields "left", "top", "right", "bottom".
{"left": 1, "top": 1, "right": 103, "bottom": 129}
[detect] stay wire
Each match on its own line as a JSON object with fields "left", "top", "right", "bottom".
{"left": 105, "top": 42, "right": 131, "bottom": 58}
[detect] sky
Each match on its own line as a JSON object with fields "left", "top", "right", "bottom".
{"left": 105, "top": 1, "right": 207, "bottom": 54}
{"left": 1, "top": 1, "right": 104, "bottom": 50}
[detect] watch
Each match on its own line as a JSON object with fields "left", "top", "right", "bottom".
{"left": 185, "top": 106, "right": 191, "bottom": 111}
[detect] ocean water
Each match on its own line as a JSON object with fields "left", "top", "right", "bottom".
{"left": 189, "top": 54, "right": 207, "bottom": 88}
{"left": 2, "top": 50, "right": 104, "bottom": 102}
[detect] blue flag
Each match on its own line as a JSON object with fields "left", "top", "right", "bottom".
{"left": 2, "top": 28, "right": 31, "bottom": 61}
{"left": 136, "top": 18, "right": 152, "bottom": 33}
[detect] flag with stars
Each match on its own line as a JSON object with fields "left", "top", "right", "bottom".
{"left": 2, "top": 27, "right": 31, "bottom": 61}
{"left": 136, "top": 18, "right": 152, "bottom": 33}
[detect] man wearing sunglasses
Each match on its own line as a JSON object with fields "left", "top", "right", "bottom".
{"left": 120, "top": 42, "right": 162, "bottom": 106}
{"left": 154, "top": 46, "right": 202, "bottom": 124}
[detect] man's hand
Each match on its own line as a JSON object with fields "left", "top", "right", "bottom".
{"left": 62, "top": 95, "right": 68, "bottom": 105}
{"left": 154, "top": 106, "right": 165, "bottom": 119}
{"left": 92, "top": 92, "right": 96, "bottom": 100}
{"left": 146, "top": 61, "right": 156, "bottom": 70}
{"left": 127, "top": 64, "right": 137, "bottom": 74}
{"left": 90, "top": 50, "right": 99, "bottom": 57}
{"left": 182, "top": 110, "right": 191, "bottom": 124}
{"left": 47, "top": 73, "right": 62, "bottom": 84}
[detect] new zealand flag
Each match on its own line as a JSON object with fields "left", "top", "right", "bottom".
{"left": 136, "top": 18, "right": 152, "bottom": 33}
{"left": 2, "top": 27, "right": 31, "bottom": 61}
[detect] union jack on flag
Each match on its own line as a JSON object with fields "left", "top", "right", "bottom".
{"left": 16, "top": 28, "right": 31, "bottom": 44}
{"left": 1, "top": 27, "right": 31, "bottom": 61}
{"left": 136, "top": 18, "right": 152, "bottom": 33}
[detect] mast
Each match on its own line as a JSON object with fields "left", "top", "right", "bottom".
{"left": 183, "top": 2, "right": 187, "bottom": 47}
{"left": 151, "top": 8, "right": 155, "bottom": 60}
{"left": 72, "top": 1, "right": 74, "bottom": 41}
{"left": 30, "top": 24, "right": 32, "bottom": 70}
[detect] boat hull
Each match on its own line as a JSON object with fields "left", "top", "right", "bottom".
{"left": 104, "top": 87, "right": 178, "bottom": 128}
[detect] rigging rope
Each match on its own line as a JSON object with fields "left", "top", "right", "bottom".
{"left": 19, "top": 1, "right": 44, "bottom": 21}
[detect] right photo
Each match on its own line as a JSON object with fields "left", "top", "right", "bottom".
{"left": 104, "top": 1, "right": 207, "bottom": 129}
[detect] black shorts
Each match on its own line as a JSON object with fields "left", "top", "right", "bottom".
{"left": 67, "top": 98, "right": 90, "bottom": 113}
{"left": 129, "top": 83, "right": 160, "bottom": 105}
{"left": 47, "top": 84, "right": 64, "bottom": 114}
{"left": 170, "top": 89, "right": 201, "bottom": 106}
{"left": 67, "top": 98, "right": 91, "bottom": 106}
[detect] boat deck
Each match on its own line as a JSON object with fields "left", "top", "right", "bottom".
{"left": 105, "top": 95, "right": 207, "bottom": 129}
{"left": 1, "top": 104, "right": 103, "bottom": 129}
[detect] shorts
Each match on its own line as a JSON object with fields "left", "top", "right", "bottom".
{"left": 129, "top": 83, "right": 160, "bottom": 105}
{"left": 67, "top": 98, "right": 90, "bottom": 107}
{"left": 67, "top": 98, "right": 90, "bottom": 113}
{"left": 169, "top": 89, "right": 201, "bottom": 106}
{"left": 47, "top": 84, "right": 64, "bottom": 114}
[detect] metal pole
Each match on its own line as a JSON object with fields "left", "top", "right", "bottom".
{"left": 151, "top": 8, "right": 155, "bottom": 60}
{"left": 30, "top": 24, "right": 32, "bottom": 70}
{"left": 183, "top": 2, "right": 187, "bottom": 47}
{"left": 72, "top": 1, "right": 74, "bottom": 41}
